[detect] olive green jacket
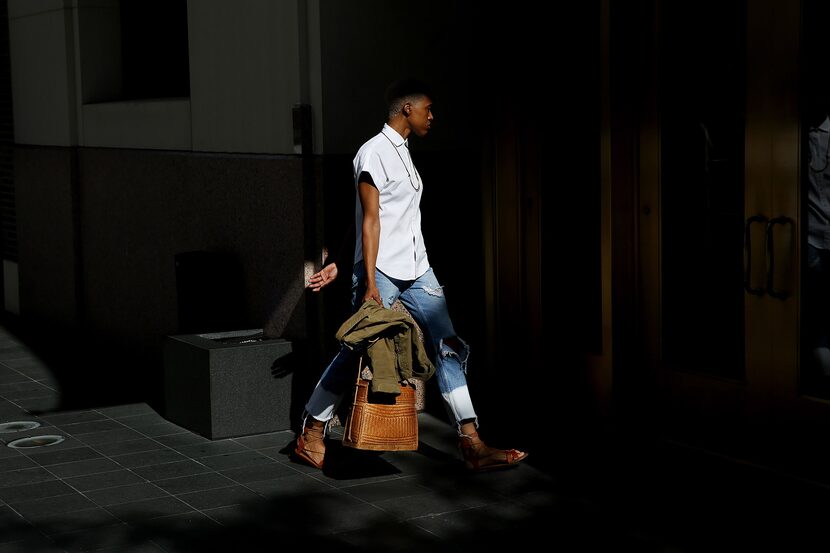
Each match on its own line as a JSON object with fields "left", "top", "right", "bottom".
{"left": 335, "top": 301, "right": 435, "bottom": 394}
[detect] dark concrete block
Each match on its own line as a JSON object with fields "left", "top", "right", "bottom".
{"left": 163, "top": 330, "right": 292, "bottom": 439}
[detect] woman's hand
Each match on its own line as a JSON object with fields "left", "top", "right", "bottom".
{"left": 363, "top": 284, "right": 382, "bottom": 305}
{"left": 307, "top": 263, "right": 338, "bottom": 292}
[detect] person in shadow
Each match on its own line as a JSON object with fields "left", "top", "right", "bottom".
{"left": 805, "top": 86, "right": 830, "bottom": 391}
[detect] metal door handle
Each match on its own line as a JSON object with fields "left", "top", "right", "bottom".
{"left": 765, "top": 216, "right": 794, "bottom": 299}
{"left": 744, "top": 214, "right": 768, "bottom": 296}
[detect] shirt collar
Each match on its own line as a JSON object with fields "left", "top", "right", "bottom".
{"left": 381, "top": 123, "right": 408, "bottom": 147}
{"left": 818, "top": 115, "right": 830, "bottom": 133}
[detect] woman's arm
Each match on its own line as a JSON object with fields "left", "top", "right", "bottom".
{"left": 359, "top": 180, "right": 381, "bottom": 304}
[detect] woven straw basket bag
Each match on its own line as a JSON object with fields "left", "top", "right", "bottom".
{"left": 342, "top": 356, "right": 419, "bottom": 451}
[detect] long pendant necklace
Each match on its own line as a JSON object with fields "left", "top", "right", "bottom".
{"left": 382, "top": 132, "right": 421, "bottom": 191}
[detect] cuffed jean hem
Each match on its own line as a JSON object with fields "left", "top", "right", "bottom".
{"left": 303, "top": 386, "right": 344, "bottom": 425}
{"left": 441, "top": 385, "right": 478, "bottom": 434}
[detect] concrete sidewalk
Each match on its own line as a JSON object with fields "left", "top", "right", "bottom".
{"left": 6, "top": 322, "right": 827, "bottom": 552}
{"left": 0, "top": 324, "right": 624, "bottom": 553}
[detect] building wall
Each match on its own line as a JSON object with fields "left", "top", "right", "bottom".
{"left": 187, "top": 0, "right": 306, "bottom": 154}
{"left": 8, "top": 0, "right": 314, "bottom": 154}
{"left": 7, "top": 0, "right": 314, "bottom": 350}
{"left": 77, "top": 148, "right": 306, "bottom": 349}
{"left": 15, "top": 146, "right": 79, "bottom": 328}
{"left": 0, "top": 0, "right": 16, "bottom": 315}
{"left": 14, "top": 145, "right": 306, "bottom": 339}
{"left": 4, "top": 1, "right": 483, "bottom": 410}
{"left": 7, "top": 0, "right": 77, "bottom": 147}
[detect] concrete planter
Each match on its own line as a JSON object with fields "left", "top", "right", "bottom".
{"left": 163, "top": 329, "right": 292, "bottom": 439}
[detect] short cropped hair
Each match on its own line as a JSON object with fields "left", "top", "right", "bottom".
{"left": 385, "top": 78, "right": 433, "bottom": 120}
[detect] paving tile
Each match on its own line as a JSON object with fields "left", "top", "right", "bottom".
{"left": 152, "top": 433, "right": 209, "bottom": 449}
{"left": 6, "top": 374, "right": 44, "bottom": 385}
{"left": 218, "top": 462, "right": 297, "bottom": 484}
{"left": 130, "top": 422, "right": 188, "bottom": 438}
{"left": 50, "top": 522, "right": 130, "bottom": 552}
{"left": 0, "top": 454, "right": 36, "bottom": 472}
{"left": 257, "top": 445, "right": 307, "bottom": 464}
{"left": 33, "top": 377, "right": 59, "bottom": 389}
{"left": 134, "top": 512, "right": 223, "bottom": 553}
{"left": 76, "top": 427, "right": 145, "bottom": 446}
{"left": 0, "top": 505, "right": 41, "bottom": 544}
{"left": 197, "top": 450, "right": 273, "bottom": 471}
{"left": 0, "top": 372, "right": 31, "bottom": 385}
{"left": 12, "top": 363, "right": 51, "bottom": 375}
{"left": 232, "top": 430, "right": 294, "bottom": 450}
{"left": 0, "top": 536, "right": 65, "bottom": 553}
{"left": 92, "top": 542, "right": 166, "bottom": 553}
{"left": 0, "top": 361, "right": 20, "bottom": 372}
{"left": 17, "top": 396, "right": 61, "bottom": 412}
{"left": 109, "top": 448, "right": 185, "bottom": 468}
{"left": 94, "top": 404, "right": 156, "bottom": 418}
{"left": 64, "top": 470, "right": 146, "bottom": 492}
{"left": 0, "top": 480, "right": 76, "bottom": 504}
{"left": 0, "top": 385, "right": 55, "bottom": 401}
{"left": 337, "top": 520, "right": 441, "bottom": 550}
{"left": 298, "top": 491, "right": 396, "bottom": 535}
{"left": 382, "top": 450, "right": 447, "bottom": 473}
{"left": 92, "top": 438, "right": 168, "bottom": 458}
{"left": 171, "top": 440, "right": 247, "bottom": 458}
{"left": 28, "top": 507, "right": 121, "bottom": 536}
{"left": 85, "top": 483, "right": 169, "bottom": 507}
{"left": 0, "top": 381, "right": 53, "bottom": 394}
{"left": 310, "top": 469, "right": 402, "bottom": 490}
{"left": 245, "top": 474, "right": 334, "bottom": 497}
{"left": 408, "top": 501, "right": 535, "bottom": 539}
{"left": 45, "top": 458, "right": 123, "bottom": 479}
{"left": 58, "top": 420, "right": 123, "bottom": 436}
{"left": 11, "top": 493, "right": 97, "bottom": 518}
{"left": 0, "top": 466, "right": 57, "bottom": 488}
{"left": 0, "top": 352, "right": 35, "bottom": 363}
{"left": 105, "top": 496, "right": 193, "bottom": 522}
{"left": 372, "top": 491, "right": 472, "bottom": 520}
{"left": 4, "top": 358, "right": 37, "bottom": 367}
{"left": 0, "top": 396, "right": 27, "bottom": 410}
{"left": 0, "top": 446, "right": 25, "bottom": 460}
{"left": 341, "top": 478, "right": 432, "bottom": 503}
{"left": 38, "top": 411, "right": 108, "bottom": 426}
{"left": 407, "top": 474, "right": 508, "bottom": 507}
{"left": 138, "top": 511, "right": 220, "bottom": 550}
{"left": 105, "top": 412, "right": 163, "bottom": 427}
{"left": 26, "top": 446, "right": 102, "bottom": 467}
{"left": 154, "top": 472, "right": 236, "bottom": 495}
{"left": 130, "top": 460, "right": 213, "bottom": 482}
{"left": 200, "top": 504, "right": 250, "bottom": 526}
{"left": 176, "top": 484, "right": 263, "bottom": 510}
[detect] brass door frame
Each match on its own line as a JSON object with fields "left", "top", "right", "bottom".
{"left": 636, "top": 0, "right": 789, "bottom": 440}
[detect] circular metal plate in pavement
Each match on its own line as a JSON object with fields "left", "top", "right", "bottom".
{"left": 7, "top": 435, "right": 65, "bottom": 449}
{"left": 0, "top": 421, "right": 41, "bottom": 433}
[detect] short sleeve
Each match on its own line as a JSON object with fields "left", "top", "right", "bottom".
{"left": 355, "top": 149, "right": 387, "bottom": 191}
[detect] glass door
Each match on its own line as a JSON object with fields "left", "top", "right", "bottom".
{"left": 639, "top": 0, "right": 811, "bottom": 458}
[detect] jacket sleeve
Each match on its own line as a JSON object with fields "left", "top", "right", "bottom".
{"left": 409, "top": 320, "right": 435, "bottom": 381}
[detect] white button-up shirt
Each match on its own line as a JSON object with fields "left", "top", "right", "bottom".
{"left": 353, "top": 124, "right": 430, "bottom": 280}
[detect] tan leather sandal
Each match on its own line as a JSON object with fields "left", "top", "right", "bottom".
{"left": 458, "top": 431, "right": 528, "bottom": 472}
{"left": 293, "top": 419, "right": 326, "bottom": 469}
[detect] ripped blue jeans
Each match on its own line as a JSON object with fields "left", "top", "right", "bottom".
{"left": 304, "top": 262, "right": 477, "bottom": 431}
